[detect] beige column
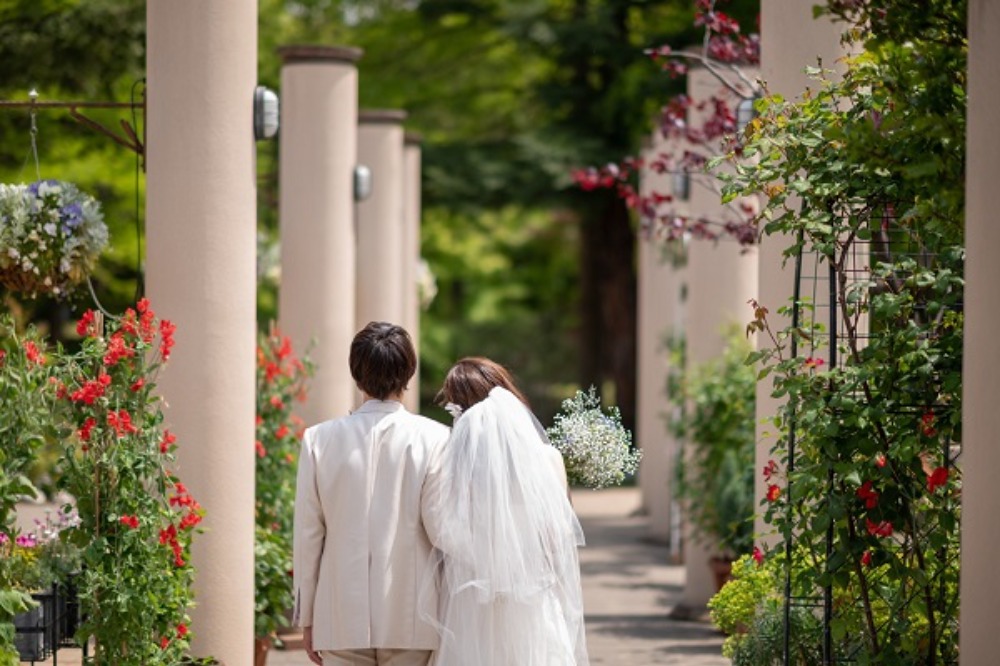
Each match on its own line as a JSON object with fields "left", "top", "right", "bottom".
{"left": 402, "top": 134, "right": 423, "bottom": 412}
{"left": 637, "top": 135, "right": 683, "bottom": 545}
{"left": 278, "top": 46, "right": 362, "bottom": 425}
{"left": 961, "top": 0, "right": 1000, "bottom": 660}
{"left": 356, "top": 110, "right": 407, "bottom": 336}
{"left": 677, "top": 237, "right": 758, "bottom": 613}
{"left": 756, "top": 0, "right": 847, "bottom": 539}
{"left": 145, "top": 2, "right": 257, "bottom": 662}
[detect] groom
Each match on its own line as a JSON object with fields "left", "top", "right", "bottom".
{"left": 293, "top": 322, "right": 450, "bottom": 666}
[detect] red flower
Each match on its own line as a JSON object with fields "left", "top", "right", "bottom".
{"left": 927, "top": 466, "right": 949, "bottom": 493}
{"left": 70, "top": 373, "right": 112, "bottom": 404}
{"left": 803, "top": 356, "right": 825, "bottom": 370}
{"left": 264, "top": 361, "right": 281, "bottom": 383}
{"left": 0, "top": 350, "right": 5, "bottom": 365}
{"left": 763, "top": 459, "right": 778, "bottom": 480}
{"left": 255, "top": 440, "right": 267, "bottom": 458}
{"left": 119, "top": 515, "right": 139, "bottom": 529}
{"left": 861, "top": 550, "right": 872, "bottom": 567}
{"left": 856, "top": 481, "right": 880, "bottom": 509}
{"left": 269, "top": 395, "right": 285, "bottom": 410}
{"left": 920, "top": 409, "right": 937, "bottom": 437}
{"left": 107, "top": 409, "right": 139, "bottom": 437}
{"left": 76, "top": 309, "right": 97, "bottom": 337}
{"left": 160, "top": 636, "right": 170, "bottom": 650}
{"left": 766, "top": 484, "right": 781, "bottom": 502}
{"left": 120, "top": 308, "right": 139, "bottom": 337}
{"left": 176, "top": 623, "right": 188, "bottom": 639}
{"left": 179, "top": 511, "right": 202, "bottom": 531}
{"left": 865, "top": 518, "right": 893, "bottom": 538}
{"left": 874, "top": 453, "right": 887, "bottom": 468}
{"left": 285, "top": 453, "right": 295, "bottom": 464}
{"left": 160, "top": 430, "right": 177, "bottom": 454}
{"left": 752, "top": 546, "right": 764, "bottom": 565}
{"left": 277, "top": 336, "right": 293, "bottom": 360}
{"left": 24, "top": 340, "right": 45, "bottom": 365}
{"left": 255, "top": 414, "right": 263, "bottom": 427}
{"left": 160, "top": 319, "right": 177, "bottom": 361}
{"left": 276, "top": 424, "right": 290, "bottom": 439}
{"left": 137, "top": 297, "right": 150, "bottom": 314}
{"left": 103, "top": 332, "right": 135, "bottom": 366}
{"left": 130, "top": 378, "right": 145, "bottom": 392}
{"left": 77, "top": 417, "right": 98, "bottom": 443}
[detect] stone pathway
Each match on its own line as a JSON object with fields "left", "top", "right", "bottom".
{"left": 19, "top": 487, "right": 727, "bottom": 665}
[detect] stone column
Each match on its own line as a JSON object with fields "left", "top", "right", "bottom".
{"left": 677, "top": 237, "right": 757, "bottom": 613}
{"left": 960, "top": 0, "right": 1000, "bottom": 660}
{"left": 145, "top": 2, "right": 257, "bottom": 662}
{"left": 637, "top": 135, "right": 683, "bottom": 545}
{"left": 356, "top": 110, "right": 407, "bottom": 336}
{"left": 278, "top": 45, "right": 362, "bottom": 426}
{"left": 756, "top": 0, "right": 847, "bottom": 539}
{"left": 402, "top": 133, "right": 422, "bottom": 412}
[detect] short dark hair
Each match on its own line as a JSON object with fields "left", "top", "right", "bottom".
{"left": 435, "top": 357, "right": 529, "bottom": 411}
{"left": 349, "top": 322, "right": 417, "bottom": 400}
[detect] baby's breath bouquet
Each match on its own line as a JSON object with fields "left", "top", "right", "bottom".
{"left": 0, "top": 179, "right": 109, "bottom": 296}
{"left": 546, "top": 387, "right": 639, "bottom": 489}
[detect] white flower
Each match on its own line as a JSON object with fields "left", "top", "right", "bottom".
{"left": 546, "top": 387, "right": 640, "bottom": 489}
{"left": 43, "top": 222, "right": 57, "bottom": 236}
{"left": 444, "top": 402, "right": 464, "bottom": 419}
{"left": 7, "top": 248, "right": 18, "bottom": 259}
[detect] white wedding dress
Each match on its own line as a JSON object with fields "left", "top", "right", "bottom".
{"left": 421, "top": 387, "right": 589, "bottom": 666}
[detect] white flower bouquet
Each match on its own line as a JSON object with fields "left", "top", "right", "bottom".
{"left": 546, "top": 387, "right": 640, "bottom": 489}
{"left": 0, "top": 179, "right": 109, "bottom": 296}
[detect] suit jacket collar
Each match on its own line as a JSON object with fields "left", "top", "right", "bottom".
{"left": 354, "top": 399, "right": 406, "bottom": 415}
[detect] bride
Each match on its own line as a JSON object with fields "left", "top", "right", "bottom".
{"left": 420, "top": 357, "right": 589, "bottom": 666}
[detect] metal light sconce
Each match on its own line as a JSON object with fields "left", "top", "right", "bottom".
{"left": 354, "top": 164, "right": 373, "bottom": 201}
{"left": 736, "top": 95, "right": 759, "bottom": 134}
{"left": 672, "top": 170, "right": 691, "bottom": 201}
{"left": 253, "top": 86, "right": 280, "bottom": 140}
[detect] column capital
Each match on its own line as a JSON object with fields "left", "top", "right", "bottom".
{"left": 278, "top": 45, "right": 363, "bottom": 65}
{"left": 359, "top": 108, "right": 408, "bottom": 125}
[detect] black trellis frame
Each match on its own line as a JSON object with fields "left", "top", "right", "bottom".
{"left": 780, "top": 215, "right": 962, "bottom": 666}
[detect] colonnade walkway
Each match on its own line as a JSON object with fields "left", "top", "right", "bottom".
{"left": 19, "top": 487, "right": 726, "bottom": 665}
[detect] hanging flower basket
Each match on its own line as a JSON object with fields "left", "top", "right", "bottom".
{"left": 0, "top": 180, "right": 109, "bottom": 297}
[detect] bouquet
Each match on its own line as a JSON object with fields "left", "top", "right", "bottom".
{"left": 0, "top": 179, "right": 109, "bottom": 296}
{"left": 546, "top": 387, "right": 640, "bottom": 489}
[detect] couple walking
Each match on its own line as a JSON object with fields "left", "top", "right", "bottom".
{"left": 293, "top": 322, "right": 589, "bottom": 666}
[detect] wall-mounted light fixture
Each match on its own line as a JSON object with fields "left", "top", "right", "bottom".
{"left": 254, "top": 86, "right": 280, "bottom": 140}
{"left": 736, "top": 96, "right": 759, "bottom": 134}
{"left": 672, "top": 170, "right": 691, "bottom": 201}
{"left": 354, "top": 164, "right": 372, "bottom": 201}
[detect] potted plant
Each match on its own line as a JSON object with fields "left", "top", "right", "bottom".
{"left": 671, "top": 328, "right": 756, "bottom": 585}
{"left": 0, "top": 180, "right": 109, "bottom": 297}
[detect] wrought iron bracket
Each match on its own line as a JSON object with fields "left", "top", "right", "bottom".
{"left": 0, "top": 94, "right": 146, "bottom": 170}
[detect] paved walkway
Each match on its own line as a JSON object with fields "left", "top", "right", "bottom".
{"left": 19, "top": 487, "right": 726, "bottom": 665}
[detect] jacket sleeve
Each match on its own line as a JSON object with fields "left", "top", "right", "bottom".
{"left": 420, "top": 435, "right": 451, "bottom": 552}
{"left": 293, "top": 428, "right": 325, "bottom": 627}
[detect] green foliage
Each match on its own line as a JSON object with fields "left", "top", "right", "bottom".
{"left": 0, "top": 318, "right": 58, "bottom": 531}
{"left": 717, "top": 1, "right": 966, "bottom": 662}
{"left": 254, "top": 327, "right": 312, "bottom": 639}
{"left": 55, "top": 302, "right": 201, "bottom": 663}
{"left": 709, "top": 551, "right": 824, "bottom": 665}
{"left": 671, "top": 328, "right": 755, "bottom": 557}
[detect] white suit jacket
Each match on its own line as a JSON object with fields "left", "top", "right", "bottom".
{"left": 293, "top": 399, "right": 450, "bottom": 650}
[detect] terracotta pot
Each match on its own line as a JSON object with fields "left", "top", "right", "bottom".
{"left": 709, "top": 556, "right": 735, "bottom": 592}
{"left": 254, "top": 636, "right": 272, "bottom": 666}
